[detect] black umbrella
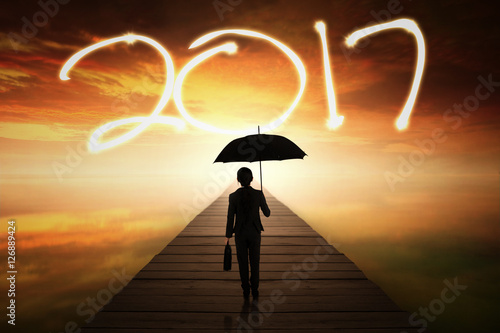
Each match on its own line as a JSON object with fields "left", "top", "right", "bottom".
{"left": 214, "top": 126, "right": 307, "bottom": 191}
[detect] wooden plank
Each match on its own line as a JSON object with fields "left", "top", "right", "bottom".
{"left": 122, "top": 279, "right": 380, "bottom": 291}
{"left": 151, "top": 253, "right": 352, "bottom": 263}
{"left": 84, "top": 312, "right": 414, "bottom": 329}
{"left": 107, "top": 293, "right": 399, "bottom": 304}
{"left": 191, "top": 214, "right": 307, "bottom": 219}
{"left": 141, "top": 262, "right": 360, "bottom": 271}
{"left": 82, "top": 329, "right": 422, "bottom": 333}
{"left": 199, "top": 211, "right": 297, "bottom": 215}
{"left": 159, "top": 245, "right": 340, "bottom": 255}
{"left": 183, "top": 226, "right": 312, "bottom": 230}
{"left": 133, "top": 271, "right": 367, "bottom": 280}
{"left": 189, "top": 220, "right": 309, "bottom": 224}
{"left": 177, "top": 229, "right": 321, "bottom": 236}
{"left": 163, "top": 238, "right": 336, "bottom": 246}
{"left": 113, "top": 286, "right": 388, "bottom": 296}
{"left": 103, "top": 295, "right": 402, "bottom": 312}
{"left": 188, "top": 220, "right": 311, "bottom": 226}
{"left": 168, "top": 236, "right": 324, "bottom": 246}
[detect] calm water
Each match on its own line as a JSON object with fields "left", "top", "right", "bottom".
{"left": 0, "top": 173, "right": 498, "bottom": 332}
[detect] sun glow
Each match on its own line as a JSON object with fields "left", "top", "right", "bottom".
{"left": 172, "top": 42, "right": 244, "bottom": 135}
{"left": 184, "top": 29, "right": 307, "bottom": 135}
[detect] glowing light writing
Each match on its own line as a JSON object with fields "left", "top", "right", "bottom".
{"left": 60, "top": 34, "right": 183, "bottom": 152}
{"left": 345, "top": 19, "right": 426, "bottom": 130}
{"left": 176, "top": 29, "right": 307, "bottom": 135}
{"left": 314, "top": 21, "right": 344, "bottom": 129}
{"left": 60, "top": 19, "right": 426, "bottom": 153}
{"left": 172, "top": 42, "right": 240, "bottom": 135}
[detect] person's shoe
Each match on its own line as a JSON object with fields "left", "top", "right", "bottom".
{"left": 243, "top": 290, "right": 250, "bottom": 299}
{"left": 251, "top": 289, "right": 259, "bottom": 299}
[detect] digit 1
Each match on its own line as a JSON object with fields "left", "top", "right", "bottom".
{"left": 315, "top": 21, "right": 344, "bottom": 129}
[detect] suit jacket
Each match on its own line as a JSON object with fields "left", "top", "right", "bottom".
{"left": 226, "top": 186, "right": 271, "bottom": 238}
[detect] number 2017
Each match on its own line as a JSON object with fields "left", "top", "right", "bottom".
{"left": 60, "top": 19, "right": 425, "bottom": 153}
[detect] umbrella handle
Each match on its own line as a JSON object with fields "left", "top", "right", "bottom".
{"left": 259, "top": 160, "right": 263, "bottom": 192}
{"left": 258, "top": 126, "right": 263, "bottom": 193}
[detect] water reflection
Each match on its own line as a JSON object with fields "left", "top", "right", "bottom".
{"left": 0, "top": 176, "right": 193, "bottom": 332}
{"left": 264, "top": 172, "right": 500, "bottom": 333}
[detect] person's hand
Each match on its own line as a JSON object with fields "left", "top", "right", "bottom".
{"left": 225, "top": 237, "right": 230, "bottom": 245}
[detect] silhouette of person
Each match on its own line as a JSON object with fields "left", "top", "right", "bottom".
{"left": 225, "top": 167, "right": 270, "bottom": 299}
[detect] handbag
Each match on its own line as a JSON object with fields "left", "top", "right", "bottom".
{"left": 223, "top": 242, "right": 232, "bottom": 271}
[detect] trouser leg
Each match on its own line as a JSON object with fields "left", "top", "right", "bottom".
{"left": 248, "top": 231, "right": 261, "bottom": 291}
{"left": 235, "top": 234, "right": 250, "bottom": 291}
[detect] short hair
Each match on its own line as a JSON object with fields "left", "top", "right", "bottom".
{"left": 237, "top": 167, "right": 253, "bottom": 186}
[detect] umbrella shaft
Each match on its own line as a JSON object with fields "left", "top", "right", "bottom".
{"left": 259, "top": 160, "right": 263, "bottom": 192}
{"left": 258, "top": 126, "right": 263, "bottom": 192}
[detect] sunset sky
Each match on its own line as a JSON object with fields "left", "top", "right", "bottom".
{"left": 0, "top": 0, "right": 499, "bottom": 332}
{"left": 0, "top": 0, "right": 498, "bottom": 177}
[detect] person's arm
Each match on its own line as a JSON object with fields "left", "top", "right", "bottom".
{"left": 260, "top": 191, "right": 271, "bottom": 217}
{"left": 225, "top": 194, "right": 236, "bottom": 242}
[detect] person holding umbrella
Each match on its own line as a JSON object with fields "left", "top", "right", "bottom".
{"left": 225, "top": 167, "right": 271, "bottom": 299}
{"left": 217, "top": 126, "right": 305, "bottom": 298}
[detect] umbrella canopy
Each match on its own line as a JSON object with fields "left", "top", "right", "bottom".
{"left": 214, "top": 130, "right": 306, "bottom": 191}
{"left": 214, "top": 134, "right": 306, "bottom": 163}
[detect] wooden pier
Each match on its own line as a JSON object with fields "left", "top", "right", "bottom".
{"left": 82, "top": 186, "right": 421, "bottom": 332}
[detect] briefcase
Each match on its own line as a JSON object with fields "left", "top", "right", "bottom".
{"left": 223, "top": 243, "right": 232, "bottom": 271}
